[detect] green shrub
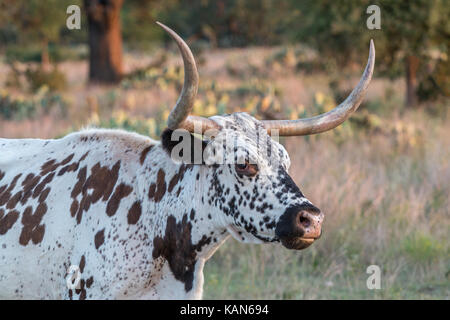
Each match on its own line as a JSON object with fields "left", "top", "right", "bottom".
{"left": 0, "top": 92, "right": 36, "bottom": 120}
{"left": 0, "top": 89, "right": 68, "bottom": 120}
{"left": 418, "top": 58, "right": 449, "bottom": 102}
{"left": 401, "top": 232, "right": 444, "bottom": 263}
{"left": 5, "top": 45, "right": 42, "bottom": 63}
{"left": 48, "top": 44, "right": 88, "bottom": 63}
{"left": 25, "top": 67, "right": 67, "bottom": 92}
{"left": 5, "top": 44, "right": 87, "bottom": 63}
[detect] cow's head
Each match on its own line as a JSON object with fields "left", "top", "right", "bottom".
{"left": 157, "top": 22, "right": 374, "bottom": 250}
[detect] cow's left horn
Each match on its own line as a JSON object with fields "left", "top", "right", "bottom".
{"left": 263, "top": 40, "right": 375, "bottom": 136}
{"left": 157, "top": 22, "right": 220, "bottom": 133}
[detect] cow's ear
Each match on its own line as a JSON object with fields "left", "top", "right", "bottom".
{"left": 161, "top": 128, "right": 208, "bottom": 164}
{"left": 161, "top": 128, "right": 178, "bottom": 154}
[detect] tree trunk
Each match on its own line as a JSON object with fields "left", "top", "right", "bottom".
{"left": 405, "top": 55, "right": 419, "bottom": 107}
{"left": 84, "top": 0, "right": 124, "bottom": 84}
{"left": 41, "top": 38, "right": 50, "bottom": 72}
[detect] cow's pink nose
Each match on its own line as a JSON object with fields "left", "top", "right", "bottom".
{"left": 297, "top": 209, "right": 323, "bottom": 239}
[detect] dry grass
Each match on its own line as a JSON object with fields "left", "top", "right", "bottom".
{"left": 1, "top": 46, "right": 448, "bottom": 299}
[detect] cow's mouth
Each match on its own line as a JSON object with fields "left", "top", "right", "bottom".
{"left": 279, "top": 236, "right": 317, "bottom": 250}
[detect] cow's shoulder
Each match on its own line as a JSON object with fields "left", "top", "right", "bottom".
{"left": 68, "top": 128, "right": 158, "bottom": 150}
{"left": 63, "top": 128, "right": 160, "bottom": 165}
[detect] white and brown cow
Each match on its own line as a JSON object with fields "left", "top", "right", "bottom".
{"left": 0, "top": 23, "right": 374, "bottom": 299}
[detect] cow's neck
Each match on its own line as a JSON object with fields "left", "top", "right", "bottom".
{"left": 136, "top": 147, "right": 230, "bottom": 297}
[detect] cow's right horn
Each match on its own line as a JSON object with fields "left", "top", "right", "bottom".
{"left": 157, "top": 22, "right": 220, "bottom": 133}
{"left": 262, "top": 40, "right": 375, "bottom": 136}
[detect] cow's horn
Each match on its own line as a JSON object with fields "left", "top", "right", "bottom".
{"left": 263, "top": 40, "right": 375, "bottom": 136}
{"left": 157, "top": 22, "right": 220, "bottom": 133}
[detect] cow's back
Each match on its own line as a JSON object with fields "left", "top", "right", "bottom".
{"left": 0, "top": 130, "right": 156, "bottom": 299}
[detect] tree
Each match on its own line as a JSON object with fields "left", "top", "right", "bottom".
{"left": 1, "top": 0, "right": 73, "bottom": 70}
{"left": 84, "top": 0, "right": 124, "bottom": 84}
{"left": 289, "top": 0, "right": 449, "bottom": 107}
{"left": 147, "top": 0, "right": 291, "bottom": 47}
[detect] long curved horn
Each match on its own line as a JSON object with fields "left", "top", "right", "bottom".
{"left": 263, "top": 40, "right": 375, "bottom": 136}
{"left": 157, "top": 22, "right": 220, "bottom": 133}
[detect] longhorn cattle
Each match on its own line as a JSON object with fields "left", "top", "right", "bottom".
{"left": 0, "top": 22, "right": 374, "bottom": 299}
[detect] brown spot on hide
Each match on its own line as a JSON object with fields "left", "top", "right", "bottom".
{"left": 59, "top": 152, "right": 89, "bottom": 176}
{"left": 127, "top": 201, "right": 142, "bottom": 225}
{"left": 19, "top": 203, "right": 47, "bottom": 246}
{"left": 40, "top": 154, "right": 75, "bottom": 176}
{"left": 70, "top": 161, "right": 122, "bottom": 224}
{"left": 94, "top": 229, "right": 105, "bottom": 249}
{"left": 20, "top": 173, "right": 41, "bottom": 205}
{"left": 0, "top": 174, "right": 22, "bottom": 206}
{"left": 148, "top": 169, "right": 166, "bottom": 203}
{"left": 79, "top": 255, "right": 86, "bottom": 273}
{"left": 6, "top": 191, "right": 22, "bottom": 209}
{"left": 106, "top": 183, "right": 133, "bottom": 217}
{"left": 70, "top": 200, "right": 79, "bottom": 218}
{"left": 33, "top": 172, "right": 55, "bottom": 199}
{"left": 168, "top": 164, "right": 192, "bottom": 193}
{"left": 38, "top": 187, "right": 51, "bottom": 203}
{"left": 40, "top": 159, "right": 57, "bottom": 176}
{"left": 140, "top": 145, "right": 153, "bottom": 165}
{"left": 152, "top": 214, "right": 211, "bottom": 292}
{"left": 75, "top": 279, "right": 86, "bottom": 300}
{"left": 86, "top": 276, "right": 94, "bottom": 288}
{"left": 0, "top": 209, "right": 20, "bottom": 235}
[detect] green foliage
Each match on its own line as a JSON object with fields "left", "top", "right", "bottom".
{"left": 1, "top": 0, "right": 83, "bottom": 73}
{"left": 401, "top": 232, "right": 444, "bottom": 262}
{"left": 417, "top": 58, "right": 450, "bottom": 101}
{"left": 0, "top": 89, "right": 68, "bottom": 120}
{"left": 289, "top": 0, "right": 449, "bottom": 68}
{"left": 25, "top": 67, "right": 67, "bottom": 92}
{"left": 5, "top": 46, "right": 42, "bottom": 63}
{"left": 123, "top": 0, "right": 292, "bottom": 48}
{"left": 1, "top": 0, "right": 447, "bottom": 107}
{"left": 5, "top": 45, "right": 87, "bottom": 64}
{"left": 0, "top": 92, "right": 36, "bottom": 120}
{"left": 288, "top": 0, "right": 449, "bottom": 104}
{"left": 1, "top": 0, "right": 75, "bottom": 43}
{"left": 47, "top": 45, "right": 88, "bottom": 63}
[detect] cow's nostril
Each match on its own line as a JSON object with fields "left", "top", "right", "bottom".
{"left": 299, "top": 213, "right": 311, "bottom": 229}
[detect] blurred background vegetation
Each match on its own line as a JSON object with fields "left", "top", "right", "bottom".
{"left": 0, "top": 0, "right": 448, "bottom": 105}
{"left": 0, "top": 0, "right": 448, "bottom": 299}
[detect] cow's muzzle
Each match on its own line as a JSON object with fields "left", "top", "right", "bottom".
{"left": 275, "top": 204, "right": 324, "bottom": 250}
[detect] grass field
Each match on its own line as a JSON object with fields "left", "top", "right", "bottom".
{"left": 1, "top": 46, "right": 448, "bottom": 299}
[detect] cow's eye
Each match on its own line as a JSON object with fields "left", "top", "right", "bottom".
{"left": 235, "top": 161, "right": 258, "bottom": 177}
